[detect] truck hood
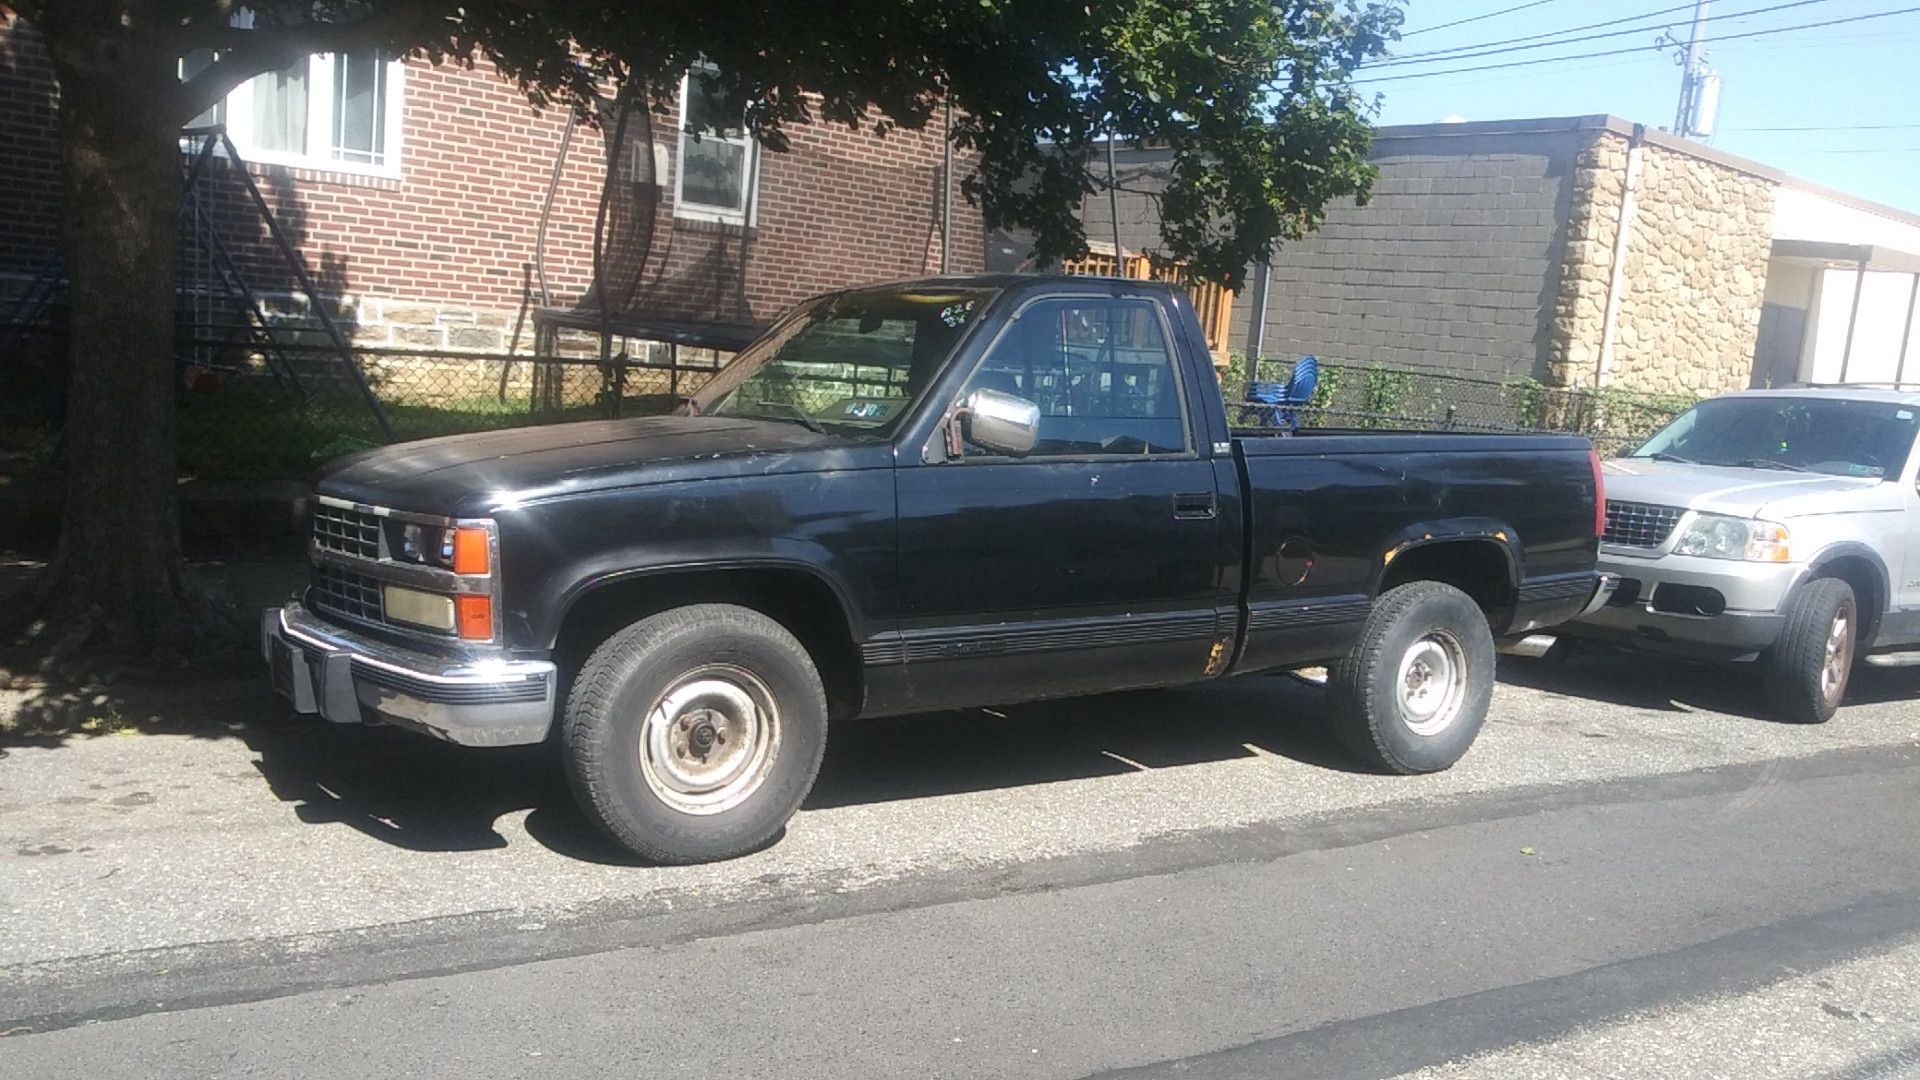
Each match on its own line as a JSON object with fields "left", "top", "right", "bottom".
{"left": 314, "top": 415, "right": 876, "bottom": 515}
{"left": 1600, "top": 457, "right": 1899, "bottom": 519}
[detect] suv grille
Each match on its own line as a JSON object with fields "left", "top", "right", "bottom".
{"left": 1603, "top": 501, "right": 1683, "bottom": 548}
{"left": 311, "top": 563, "right": 385, "bottom": 625}
{"left": 312, "top": 504, "right": 381, "bottom": 559}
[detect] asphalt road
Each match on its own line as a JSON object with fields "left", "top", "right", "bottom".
{"left": 4, "top": 650, "right": 1920, "bottom": 1077}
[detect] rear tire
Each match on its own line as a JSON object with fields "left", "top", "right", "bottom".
{"left": 1329, "top": 582, "right": 1496, "bottom": 774}
{"left": 563, "top": 603, "right": 828, "bottom": 864}
{"left": 1764, "top": 578, "right": 1855, "bottom": 725}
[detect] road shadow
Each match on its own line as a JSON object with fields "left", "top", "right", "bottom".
{"left": 1499, "top": 646, "right": 1920, "bottom": 721}
{"left": 806, "top": 674, "right": 1359, "bottom": 810}
{"left": 1, "top": 557, "right": 305, "bottom": 748}
{"left": 242, "top": 718, "right": 566, "bottom": 854}
{"left": 237, "top": 671, "right": 1361, "bottom": 864}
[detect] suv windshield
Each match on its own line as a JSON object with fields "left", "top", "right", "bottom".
{"left": 691, "top": 286, "right": 999, "bottom": 434}
{"left": 1631, "top": 395, "right": 1920, "bottom": 479}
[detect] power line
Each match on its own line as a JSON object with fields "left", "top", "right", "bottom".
{"left": 1390, "top": 2, "right": 1697, "bottom": 61}
{"left": 1401, "top": 1, "right": 1569, "bottom": 38}
{"left": 1712, "top": 28, "right": 1920, "bottom": 52}
{"left": 1353, "top": 5, "right": 1920, "bottom": 84}
{"left": 1370, "top": 0, "right": 1836, "bottom": 69}
{"left": 1785, "top": 146, "right": 1920, "bottom": 154}
{"left": 1724, "top": 122, "right": 1920, "bottom": 132}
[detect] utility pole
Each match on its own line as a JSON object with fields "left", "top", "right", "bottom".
{"left": 1105, "top": 128, "right": 1124, "bottom": 267}
{"left": 1673, "top": 0, "right": 1710, "bottom": 136}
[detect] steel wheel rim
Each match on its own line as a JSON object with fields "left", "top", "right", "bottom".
{"left": 1397, "top": 631, "right": 1468, "bottom": 737}
{"left": 639, "top": 664, "right": 782, "bottom": 815}
{"left": 1822, "top": 610, "right": 1852, "bottom": 704}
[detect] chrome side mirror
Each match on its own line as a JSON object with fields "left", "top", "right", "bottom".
{"left": 959, "top": 387, "right": 1040, "bottom": 457}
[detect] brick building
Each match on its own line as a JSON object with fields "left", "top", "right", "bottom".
{"left": 0, "top": 13, "right": 986, "bottom": 355}
{"left": 1081, "top": 115, "right": 1920, "bottom": 396}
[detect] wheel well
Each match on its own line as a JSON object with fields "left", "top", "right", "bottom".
{"left": 1378, "top": 541, "right": 1517, "bottom": 633}
{"left": 1809, "top": 555, "right": 1884, "bottom": 645}
{"left": 553, "top": 567, "right": 862, "bottom": 720}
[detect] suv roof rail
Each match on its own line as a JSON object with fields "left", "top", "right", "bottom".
{"left": 1774, "top": 381, "right": 1920, "bottom": 391}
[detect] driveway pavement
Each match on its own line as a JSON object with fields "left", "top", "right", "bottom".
{"left": 2, "top": 647, "right": 1918, "bottom": 1075}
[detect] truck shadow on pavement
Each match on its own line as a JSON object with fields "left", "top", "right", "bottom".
{"left": 242, "top": 672, "right": 1362, "bottom": 864}
{"left": 804, "top": 675, "right": 1361, "bottom": 809}
{"left": 1499, "top": 649, "right": 1920, "bottom": 721}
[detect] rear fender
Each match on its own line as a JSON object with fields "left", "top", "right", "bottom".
{"left": 1373, "top": 518, "right": 1523, "bottom": 596}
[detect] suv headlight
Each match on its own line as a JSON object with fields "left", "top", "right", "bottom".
{"left": 1673, "top": 514, "right": 1790, "bottom": 562}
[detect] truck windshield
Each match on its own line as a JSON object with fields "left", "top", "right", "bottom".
{"left": 691, "top": 286, "right": 1000, "bottom": 433}
{"left": 1630, "top": 396, "right": 1920, "bottom": 479}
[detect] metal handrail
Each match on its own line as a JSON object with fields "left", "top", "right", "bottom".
{"left": 180, "top": 127, "right": 395, "bottom": 440}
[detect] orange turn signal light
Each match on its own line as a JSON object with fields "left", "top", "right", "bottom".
{"left": 451, "top": 527, "right": 490, "bottom": 575}
{"left": 456, "top": 594, "right": 493, "bottom": 640}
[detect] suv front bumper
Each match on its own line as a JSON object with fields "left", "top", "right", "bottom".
{"left": 1566, "top": 552, "right": 1805, "bottom": 658}
{"left": 262, "top": 601, "right": 557, "bottom": 746}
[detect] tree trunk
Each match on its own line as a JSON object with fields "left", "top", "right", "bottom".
{"left": 21, "top": 43, "right": 193, "bottom": 659}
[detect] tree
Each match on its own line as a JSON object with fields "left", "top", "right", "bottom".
{"left": 3, "top": 0, "right": 1398, "bottom": 665}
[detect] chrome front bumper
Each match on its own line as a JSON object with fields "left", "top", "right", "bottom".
{"left": 262, "top": 600, "right": 557, "bottom": 747}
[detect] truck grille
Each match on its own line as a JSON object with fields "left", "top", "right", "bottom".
{"left": 310, "top": 563, "right": 385, "bottom": 624}
{"left": 312, "top": 504, "right": 381, "bottom": 559}
{"left": 1603, "top": 501, "right": 1683, "bottom": 548}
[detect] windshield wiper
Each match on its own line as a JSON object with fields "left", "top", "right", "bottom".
{"left": 747, "top": 401, "right": 826, "bottom": 434}
{"left": 1642, "top": 452, "right": 1696, "bottom": 464}
{"left": 1731, "top": 458, "right": 1808, "bottom": 472}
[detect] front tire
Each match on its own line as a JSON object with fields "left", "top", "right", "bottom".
{"left": 563, "top": 603, "right": 828, "bottom": 864}
{"left": 1329, "top": 582, "right": 1496, "bottom": 774}
{"left": 1764, "top": 578, "right": 1856, "bottom": 725}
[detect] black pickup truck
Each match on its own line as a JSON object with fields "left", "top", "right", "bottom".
{"left": 265, "top": 274, "right": 1610, "bottom": 863}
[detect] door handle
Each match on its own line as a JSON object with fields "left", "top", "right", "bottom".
{"left": 1173, "top": 492, "right": 1218, "bottom": 520}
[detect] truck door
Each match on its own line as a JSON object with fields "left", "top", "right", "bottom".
{"left": 891, "top": 295, "right": 1230, "bottom": 711}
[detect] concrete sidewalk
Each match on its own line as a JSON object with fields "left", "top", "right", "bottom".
{"left": 4, "top": 647, "right": 1918, "bottom": 972}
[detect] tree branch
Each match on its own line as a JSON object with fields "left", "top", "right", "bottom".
{"left": 170, "top": 10, "right": 439, "bottom": 126}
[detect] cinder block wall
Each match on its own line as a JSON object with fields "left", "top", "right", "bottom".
{"left": 1086, "top": 124, "right": 1585, "bottom": 380}
{"left": 1083, "top": 117, "right": 1782, "bottom": 393}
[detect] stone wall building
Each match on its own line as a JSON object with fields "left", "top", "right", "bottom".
{"left": 1078, "top": 115, "right": 1920, "bottom": 397}
{"left": 1546, "top": 125, "right": 1777, "bottom": 397}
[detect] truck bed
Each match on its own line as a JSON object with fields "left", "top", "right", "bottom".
{"left": 1226, "top": 429, "right": 1600, "bottom": 673}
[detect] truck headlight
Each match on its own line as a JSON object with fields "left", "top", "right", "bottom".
{"left": 384, "top": 521, "right": 492, "bottom": 574}
{"left": 1673, "top": 515, "right": 1790, "bottom": 562}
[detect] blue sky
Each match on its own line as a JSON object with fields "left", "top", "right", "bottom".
{"left": 1360, "top": 0, "right": 1920, "bottom": 213}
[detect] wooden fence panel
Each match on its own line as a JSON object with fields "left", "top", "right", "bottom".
{"left": 1059, "top": 253, "right": 1235, "bottom": 366}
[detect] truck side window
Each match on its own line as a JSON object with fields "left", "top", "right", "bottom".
{"left": 959, "top": 298, "right": 1188, "bottom": 457}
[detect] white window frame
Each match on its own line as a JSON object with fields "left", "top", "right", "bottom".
{"left": 196, "top": 22, "right": 406, "bottom": 180}
{"left": 674, "top": 66, "right": 759, "bottom": 226}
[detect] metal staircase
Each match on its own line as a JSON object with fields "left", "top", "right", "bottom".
{"left": 1, "top": 127, "right": 393, "bottom": 440}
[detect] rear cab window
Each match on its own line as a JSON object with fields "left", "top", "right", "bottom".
{"left": 955, "top": 297, "right": 1190, "bottom": 458}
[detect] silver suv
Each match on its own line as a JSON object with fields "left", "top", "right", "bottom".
{"left": 1565, "top": 387, "right": 1920, "bottom": 723}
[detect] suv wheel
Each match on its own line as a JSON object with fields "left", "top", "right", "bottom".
{"left": 563, "top": 603, "right": 828, "bottom": 864}
{"left": 1329, "top": 581, "right": 1496, "bottom": 774}
{"left": 1764, "top": 578, "right": 1856, "bottom": 725}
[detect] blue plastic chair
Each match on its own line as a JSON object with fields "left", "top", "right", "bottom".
{"left": 1239, "top": 355, "right": 1318, "bottom": 430}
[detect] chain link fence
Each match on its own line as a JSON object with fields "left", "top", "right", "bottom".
{"left": 1220, "top": 354, "right": 1697, "bottom": 457}
{"left": 0, "top": 330, "right": 1700, "bottom": 482}
{"left": 1, "top": 330, "right": 726, "bottom": 481}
